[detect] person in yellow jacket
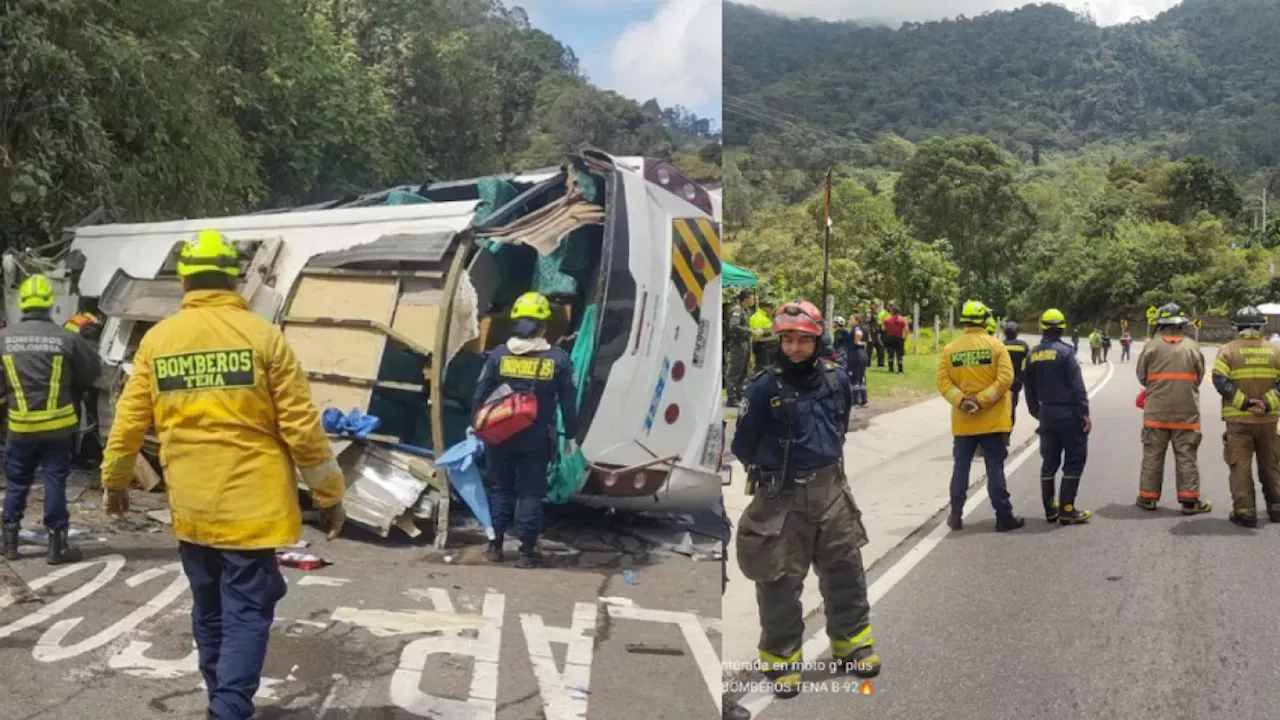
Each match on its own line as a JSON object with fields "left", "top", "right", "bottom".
{"left": 99, "top": 229, "right": 346, "bottom": 720}
{"left": 936, "top": 300, "right": 1024, "bottom": 532}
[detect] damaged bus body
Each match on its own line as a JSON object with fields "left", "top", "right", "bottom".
{"left": 12, "top": 150, "right": 725, "bottom": 546}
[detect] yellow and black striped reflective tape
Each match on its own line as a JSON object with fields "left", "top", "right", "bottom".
{"left": 670, "top": 217, "right": 722, "bottom": 321}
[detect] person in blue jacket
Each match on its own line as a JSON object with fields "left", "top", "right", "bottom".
{"left": 1024, "top": 308, "right": 1092, "bottom": 525}
{"left": 472, "top": 291, "right": 579, "bottom": 568}
{"left": 732, "top": 300, "right": 879, "bottom": 700}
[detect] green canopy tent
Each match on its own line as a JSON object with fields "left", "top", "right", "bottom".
{"left": 723, "top": 261, "right": 757, "bottom": 289}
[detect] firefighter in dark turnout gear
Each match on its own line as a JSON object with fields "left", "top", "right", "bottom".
{"left": 1210, "top": 305, "right": 1280, "bottom": 527}
{"left": 733, "top": 300, "right": 879, "bottom": 700}
{"left": 1003, "top": 321, "right": 1030, "bottom": 445}
{"left": 1024, "top": 309, "right": 1092, "bottom": 524}
{"left": 1, "top": 274, "right": 102, "bottom": 564}
{"left": 63, "top": 311, "right": 105, "bottom": 469}
{"left": 473, "top": 291, "right": 579, "bottom": 569}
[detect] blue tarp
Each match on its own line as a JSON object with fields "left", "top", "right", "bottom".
{"left": 438, "top": 434, "right": 494, "bottom": 539}
{"left": 547, "top": 303, "right": 598, "bottom": 503}
{"left": 321, "top": 408, "right": 380, "bottom": 439}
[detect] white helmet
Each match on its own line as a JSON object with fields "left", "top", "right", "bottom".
{"left": 834, "top": 316, "right": 847, "bottom": 327}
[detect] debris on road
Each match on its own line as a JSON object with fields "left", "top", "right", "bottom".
{"left": 276, "top": 552, "right": 331, "bottom": 571}
{"left": 625, "top": 643, "right": 686, "bottom": 656}
{"left": 145, "top": 509, "right": 172, "bottom": 525}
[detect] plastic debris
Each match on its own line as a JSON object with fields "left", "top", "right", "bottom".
{"left": 321, "top": 407, "right": 381, "bottom": 439}
{"left": 276, "top": 552, "right": 331, "bottom": 571}
{"left": 437, "top": 434, "right": 493, "bottom": 538}
{"left": 622, "top": 569, "right": 638, "bottom": 584}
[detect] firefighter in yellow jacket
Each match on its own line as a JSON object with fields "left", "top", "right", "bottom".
{"left": 1211, "top": 305, "right": 1280, "bottom": 527}
{"left": 937, "top": 300, "right": 1024, "bottom": 532}
{"left": 100, "top": 229, "right": 346, "bottom": 720}
{"left": 1136, "top": 302, "right": 1211, "bottom": 514}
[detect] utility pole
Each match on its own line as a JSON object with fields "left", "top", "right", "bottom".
{"left": 821, "top": 168, "right": 832, "bottom": 318}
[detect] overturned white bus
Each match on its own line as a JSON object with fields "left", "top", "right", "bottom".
{"left": 3, "top": 150, "right": 725, "bottom": 546}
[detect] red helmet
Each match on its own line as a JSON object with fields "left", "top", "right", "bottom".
{"left": 772, "top": 301, "right": 824, "bottom": 336}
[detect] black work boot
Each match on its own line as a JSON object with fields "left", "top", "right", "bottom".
{"left": 1181, "top": 500, "right": 1212, "bottom": 515}
{"left": 835, "top": 645, "right": 881, "bottom": 678}
{"left": 1044, "top": 500, "right": 1060, "bottom": 523}
{"left": 722, "top": 695, "right": 751, "bottom": 720}
{"left": 995, "top": 514, "right": 1025, "bottom": 532}
{"left": 1269, "top": 510, "right": 1280, "bottom": 524}
{"left": 46, "top": 528, "right": 82, "bottom": 565}
{"left": 1136, "top": 497, "right": 1159, "bottom": 510}
{"left": 2, "top": 523, "right": 19, "bottom": 561}
{"left": 1058, "top": 503, "right": 1092, "bottom": 524}
{"left": 946, "top": 513, "right": 962, "bottom": 530}
{"left": 1041, "top": 477, "right": 1058, "bottom": 521}
{"left": 515, "top": 544, "right": 541, "bottom": 569}
{"left": 484, "top": 538, "right": 504, "bottom": 562}
{"left": 1230, "top": 510, "right": 1258, "bottom": 528}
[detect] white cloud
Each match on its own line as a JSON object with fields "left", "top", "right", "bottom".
{"left": 738, "top": 0, "right": 1181, "bottom": 27}
{"left": 608, "top": 0, "right": 722, "bottom": 109}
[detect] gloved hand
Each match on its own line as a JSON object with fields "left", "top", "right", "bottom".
{"left": 319, "top": 502, "right": 346, "bottom": 540}
{"left": 958, "top": 397, "right": 980, "bottom": 414}
{"left": 103, "top": 487, "right": 130, "bottom": 519}
{"left": 1248, "top": 399, "right": 1267, "bottom": 416}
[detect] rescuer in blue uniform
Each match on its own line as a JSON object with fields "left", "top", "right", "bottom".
{"left": 732, "top": 300, "right": 879, "bottom": 701}
{"left": 1003, "top": 321, "right": 1030, "bottom": 436}
{"left": 473, "top": 292, "right": 579, "bottom": 569}
{"left": 1024, "top": 309, "right": 1093, "bottom": 524}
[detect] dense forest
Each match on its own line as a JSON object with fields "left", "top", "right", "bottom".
{"left": 725, "top": 0, "right": 1280, "bottom": 177}
{"left": 0, "top": 0, "right": 719, "bottom": 249}
{"left": 724, "top": 0, "right": 1280, "bottom": 324}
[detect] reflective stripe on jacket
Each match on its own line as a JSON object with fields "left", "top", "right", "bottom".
{"left": 936, "top": 327, "right": 1014, "bottom": 436}
{"left": 1137, "top": 332, "right": 1204, "bottom": 430}
{"left": 100, "top": 290, "right": 344, "bottom": 550}
{"left": 0, "top": 313, "right": 102, "bottom": 439}
{"left": 1212, "top": 331, "right": 1280, "bottom": 423}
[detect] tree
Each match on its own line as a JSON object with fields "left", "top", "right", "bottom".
{"left": 892, "top": 136, "right": 1026, "bottom": 296}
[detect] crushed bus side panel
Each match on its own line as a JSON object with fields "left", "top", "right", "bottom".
{"left": 8, "top": 152, "right": 722, "bottom": 549}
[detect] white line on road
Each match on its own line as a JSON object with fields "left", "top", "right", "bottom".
{"left": 741, "top": 361, "right": 1117, "bottom": 716}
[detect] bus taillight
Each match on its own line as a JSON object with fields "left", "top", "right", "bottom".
{"left": 664, "top": 404, "right": 680, "bottom": 424}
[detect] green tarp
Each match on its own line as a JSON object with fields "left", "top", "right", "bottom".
{"left": 547, "top": 303, "right": 599, "bottom": 503}
{"left": 723, "top": 261, "right": 757, "bottom": 288}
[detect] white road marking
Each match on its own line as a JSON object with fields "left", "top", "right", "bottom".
{"left": 389, "top": 591, "right": 505, "bottom": 719}
{"left": 296, "top": 576, "right": 351, "bottom": 587}
{"left": 331, "top": 606, "right": 487, "bottom": 636}
{"left": 741, "top": 362, "right": 1117, "bottom": 716}
{"left": 605, "top": 604, "right": 722, "bottom": 710}
{"left": 521, "top": 602, "right": 597, "bottom": 720}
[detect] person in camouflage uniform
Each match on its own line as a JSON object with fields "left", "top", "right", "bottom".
{"left": 725, "top": 290, "right": 755, "bottom": 407}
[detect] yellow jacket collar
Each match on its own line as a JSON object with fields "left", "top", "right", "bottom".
{"left": 181, "top": 290, "right": 247, "bottom": 311}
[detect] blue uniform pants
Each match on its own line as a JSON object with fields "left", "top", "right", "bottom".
{"left": 179, "top": 542, "right": 287, "bottom": 720}
{"left": 950, "top": 434, "right": 1013, "bottom": 518}
{"left": 2, "top": 437, "right": 73, "bottom": 530}
{"left": 1039, "top": 425, "right": 1087, "bottom": 479}
{"left": 486, "top": 448, "right": 550, "bottom": 547}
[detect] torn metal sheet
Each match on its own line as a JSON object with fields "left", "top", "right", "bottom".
{"left": 305, "top": 230, "right": 455, "bottom": 267}
{"left": 335, "top": 444, "right": 430, "bottom": 538}
{"left": 481, "top": 170, "right": 604, "bottom": 254}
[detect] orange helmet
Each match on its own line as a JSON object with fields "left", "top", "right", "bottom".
{"left": 772, "top": 301, "right": 824, "bottom": 336}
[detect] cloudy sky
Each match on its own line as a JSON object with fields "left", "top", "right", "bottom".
{"left": 737, "top": 0, "right": 1182, "bottom": 26}
{"left": 518, "top": 0, "right": 722, "bottom": 127}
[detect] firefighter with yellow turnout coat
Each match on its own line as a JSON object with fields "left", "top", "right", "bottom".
{"left": 100, "top": 229, "right": 346, "bottom": 720}
{"left": 937, "top": 300, "right": 1024, "bottom": 531}
{"left": 1211, "top": 305, "right": 1280, "bottom": 527}
{"left": 0, "top": 274, "right": 102, "bottom": 565}
{"left": 1136, "top": 302, "right": 1211, "bottom": 514}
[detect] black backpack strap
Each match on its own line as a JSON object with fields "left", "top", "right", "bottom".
{"left": 820, "top": 361, "right": 849, "bottom": 422}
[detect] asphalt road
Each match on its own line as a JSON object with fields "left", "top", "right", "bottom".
{"left": 0, "top": 505, "right": 719, "bottom": 719}
{"left": 749, "top": 339, "right": 1280, "bottom": 720}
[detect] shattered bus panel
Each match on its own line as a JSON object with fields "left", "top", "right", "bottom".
{"left": 20, "top": 151, "right": 722, "bottom": 547}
